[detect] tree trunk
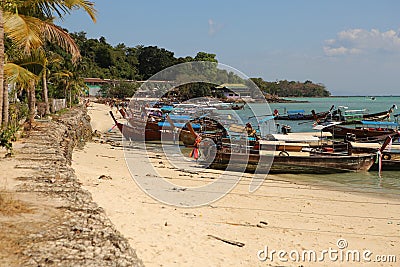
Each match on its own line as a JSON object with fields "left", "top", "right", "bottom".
{"left": 42, "top": 71, "right": 50, "bottom": 115}
{"left": 2, "top": 79, "right": 8, "bottom": 127}
{"left": 0, "top": 8, "right": 4, "bottom": 129}
{"left": 27, "top": 82, "right": 36, "bottom": 126}
{"left": 68, "top": 86, "right": 72, "bottom": 108}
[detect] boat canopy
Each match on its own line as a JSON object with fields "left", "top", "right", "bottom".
{"left": 312, "top": 121, "right": 342, "bottom": 130}
{"left": 258, "top": 140, "right": 310, "bottom": 147}
{"left": 344, "top": 109, "right": 366, "bottom": 114}
{"left": 287, "top": 110, "right": 305, "bottom": 114}
{"left": 160, "top": 106, "right": 174, "bottom": 112}
{"left": 271, "top": 134, "right": 319, "bottom": 142}
{"left": 158, "top": 121, "right": 201, "bottom": 129}
{"left": 166, "top": 115, "right": 192, "bottom": 121}
{"left": 360, "top": 121, "right": 399, "bottom": 126}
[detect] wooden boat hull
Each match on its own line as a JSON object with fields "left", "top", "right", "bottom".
{"left": 275, "top": 111, "right": 329, "bottom": 121}
{"left": 370, "top": 160, "right": 400, "bottom": 171}
{"left": 329, "top": 105, "right": 396, "bottom": 123}
{"left": 323, "top": 125, "right": 395, "bottom": 139}
{"left": 208, "top": 151, "right": 375, "bottom": 174}
{"left": 109, "top": 111, "right": 197, "bottom": 145}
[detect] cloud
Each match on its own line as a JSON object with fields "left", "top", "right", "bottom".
{"left": 208, "top": 18, "right": 223, "bottom": 36}
{"left": 324, "top": 28, "right": 400, "bottom": 56}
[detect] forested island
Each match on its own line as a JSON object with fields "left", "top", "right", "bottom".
{"left": 69, "top": 32, "right": 331, "bottom": 99}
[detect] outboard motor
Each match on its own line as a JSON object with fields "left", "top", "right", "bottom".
{"left": 281, "top": 125, "right": 292, "bottom": 135}
{"left": 344, "top": 133, "right": 356, "bottom": 142}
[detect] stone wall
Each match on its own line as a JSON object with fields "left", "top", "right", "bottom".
{"left": 12, "top": 106, "right": 144, "bottom": 266}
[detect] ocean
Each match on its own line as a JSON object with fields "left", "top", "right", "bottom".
{"left": 238, "top": 96, "right": 400, "bottom": 198}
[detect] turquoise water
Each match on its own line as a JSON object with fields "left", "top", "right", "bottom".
{"left": 237, "top": 97, "right": 400, "bottom": 198}
{"left": 256, "top": 96, "right": 400, "bottom": 132}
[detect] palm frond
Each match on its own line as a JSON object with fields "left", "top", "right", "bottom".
{"left": 15, "top": 0, "right": 96, "bottom": 22}
{"left": 40, "top": 21, "right": 81, "bottom": 62}
{"left": 4, "top": 12, "right": 43, "bottom": 52}
{"left": 11, "top": 49, "right": 46, "bottom": 75}
{"left": 4, "top": 62, "right": 38, "bottom": 87}
{"left": 63, "top": 0, "right": 96, "bottom": 22}
{"left": 5, "top": 12, "right": 81, "bottom": 62}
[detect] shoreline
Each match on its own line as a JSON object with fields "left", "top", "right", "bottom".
{"left": 72, "top": 103, "right": 400, "bottom": 266}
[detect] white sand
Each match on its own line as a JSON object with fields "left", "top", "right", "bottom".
{"left": 72, "top": 103, "right": 400, "bottom": 266}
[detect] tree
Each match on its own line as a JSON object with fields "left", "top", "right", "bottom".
{"left": 38, "top": 50, "right": 63, "bottom": 115}
{"left": 1, "top": 0, "right": 96, "bottom": 126}
{"left": 194, "top": 52, "right": 218, "bottom": 63}
{"left": 137, "top": 46, "right": 176, "bottom": 80}
{"left": 99, "top": 82, "right": 139, "bottom": 99}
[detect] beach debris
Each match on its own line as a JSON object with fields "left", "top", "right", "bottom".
{"left": 92, "top": 130, "right": 102, "bottom": 138}
{"left": 97, "top": 154, "right": 116, "bottom": 159}
{"left": 171, "top": 187, "right": 187, "bottom": 192}
{"left": 207, "top": 234, "right": 245, "bottom": 247}
{"left": 98, "top": 175, "right": 112, "bottom": 180}
{"left": 164, "top": 222, "right": 168, "bottom": 226}
{"left": 257, "top": 221, "right": 269, "bottom": 228}
{"left": 224, "top": 221, "right": 268, "bottom": 228}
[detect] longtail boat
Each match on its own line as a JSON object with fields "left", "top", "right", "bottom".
{"left": 349, "top": 137, "right": 400, "bottom": 171}
{"left": 322, "top": 120, "right": 399, "bottom": 139}
{"left": 109, "top": 111, "right": 197, "bottom": 145}
{"left": 328, "top": 104, "right": 397, "bottom": 124}
{"left": 275, "top": 105, "right": 334, "bottom": 121}
{"left": 199, "top": 138, "right": 375, "bottom": 174}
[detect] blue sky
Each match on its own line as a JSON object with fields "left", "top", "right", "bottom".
{"left": 60, "top": 0, "right": 400, "bottom": 95}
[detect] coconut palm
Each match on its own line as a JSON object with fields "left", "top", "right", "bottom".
{"left": 0, "top": 0, "right": 96, "bottom": 127}
{"left": 51, "top": 66, "right": 87, "bottom": 108}
{"left": 38, "top": 50, "right": 63, "bottom": 115}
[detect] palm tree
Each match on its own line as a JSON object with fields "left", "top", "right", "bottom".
{"left": 0, "top": 0, "right": 96, "bottom": 127}
{"left": 51, "top": 67, "right": 87, "bottom": 108}
{"left": 39, "top": 50, "right": 63, "bottom": 115}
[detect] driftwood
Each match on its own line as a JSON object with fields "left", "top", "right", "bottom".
{"left": 207, "top": 234, "right": 245, "bottom": 247}
{"left": 224, "top": 221, "right": 268, "bottom": 228}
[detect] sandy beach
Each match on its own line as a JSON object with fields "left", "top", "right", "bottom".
{"left": 72, "top": 103, "right": 400, "bottom": 266}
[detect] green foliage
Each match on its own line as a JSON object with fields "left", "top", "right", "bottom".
{"left": 137, "top": 46, "right": 177, "bottom": 80}
{"left": 194, "top": 52, "right": 218, "bottom": 63}
{"left": 9, "top": 102, "right": 28, "bottom": 128}
{"left": 0, "top": 127, "right": 18, "bottom": 152}
{"left": 99, "top": 82, "right": 140, "bottom": 99}
{"left": 251, "top": 78, "right": 331, "bottom": 97}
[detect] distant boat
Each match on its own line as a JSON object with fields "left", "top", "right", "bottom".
{"left": 274, "top": 105, "right": 334, "bottom": 121}
{"left": 328, "top": 104, "right": 397, "bottom": 124}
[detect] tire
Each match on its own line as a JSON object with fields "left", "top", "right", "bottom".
{"left": 279, "top": 151, "right": 289, "bottom": 157}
